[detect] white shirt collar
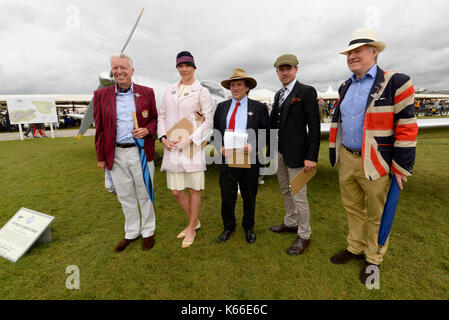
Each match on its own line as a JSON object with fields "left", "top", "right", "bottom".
{"left": 283, "top": 79, "right": 296, "bottom": 93}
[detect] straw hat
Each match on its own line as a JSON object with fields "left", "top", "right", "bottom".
{"left": 340, "top": 28, "right": 386, "bottom": 55}
{"left": 221, "top": 68, "right": 257, "bottom": 90}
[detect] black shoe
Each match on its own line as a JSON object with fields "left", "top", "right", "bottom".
{"left": 360, "top": 261, "right": 380, "bottom": 285}
{"left": 269, "top": 223, "right": 298, "bottom": 233}
{"left": 245, "top": 229, "right": 256, "bottom": 244}
{"left": 217, "top": 229, "right": 234, "bottom": 243}
{"left": 330, "top": 249, "right": 364, "bottom": 264}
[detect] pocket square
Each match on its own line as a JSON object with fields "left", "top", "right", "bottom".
{"left": 291, "top": 97, "right": 301, "bottom": 105}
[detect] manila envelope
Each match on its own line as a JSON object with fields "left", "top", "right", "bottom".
{"left": 166, "top": 117, "right": 204, "bottom": 158}
{"left": 290, "top": 167, "right": 317, "bottom": 195}
{"left": 226, "top": 148, "right": 251, "bottom": 168}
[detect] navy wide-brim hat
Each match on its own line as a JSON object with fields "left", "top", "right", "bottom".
{"left": 176, "top": 51, "right": 196, "bottom": 69}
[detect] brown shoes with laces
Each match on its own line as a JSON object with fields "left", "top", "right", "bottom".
{"left": 269, "top": 223, "right": 298, "bottom": 233}
{"left": 359, "top": 261, "right": 380, "bottom": 285}
{"left": 114, "top": 237, "right": 139, "bottom": 252}
{"left": 287, "top": 236, "right": 310, "bottom": 255}
{"left": 330, "top": 249, "right": 364, "bottom": 264}
{"left": 114, "top": 236, "right": 155, "bottom": 252}
{"left": 142, "top": 236, "right": 155, "bottom": 251}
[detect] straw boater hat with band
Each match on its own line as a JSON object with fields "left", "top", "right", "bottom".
{"left": 221, "top": 68, "right": 257, "bottom": 90}
{"left": 340, "top": 28, "right": 386, "bottom": 55}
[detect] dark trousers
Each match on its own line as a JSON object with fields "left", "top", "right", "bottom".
{"left": 219, "top": 167, "right": 259, "bottom": 231}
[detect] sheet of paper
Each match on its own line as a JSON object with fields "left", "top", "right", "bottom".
{"left": 224, "top": 131, "right": 248, "bottom": 150}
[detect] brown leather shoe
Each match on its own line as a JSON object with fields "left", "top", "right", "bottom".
{"left": 115, "top": 237, "right": 138, "bottom": 252}
{"left": 269, "top": 223, "right": 298, "bottom": 233}
{"left": 142, "top": 236, "right": 155, "bottom": 251}
{"left": 287, "top": 236, "right": 310, "bottom": 255}
{"left": 330, "top": 249, "right": 364, "bottom": 264}
{"left": 359, "top": 261, "right": 380, "bottom": 285}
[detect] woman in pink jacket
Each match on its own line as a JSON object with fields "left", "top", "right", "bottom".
{"left": 157, "top": 51, "right": 213, "bottom": 248}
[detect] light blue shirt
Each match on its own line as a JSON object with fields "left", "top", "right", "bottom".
{"left": 226, "top": 96, "right": 248, "bottom": 132}
{"left": 115, "top": 83, "right": 136, "bottom": 144}
{"left": 340, "top": 64, "right": 377, "bottom": 150}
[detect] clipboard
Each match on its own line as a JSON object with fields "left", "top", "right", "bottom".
{"left": 290, "top": 167, "right": 317, "bottom": 195}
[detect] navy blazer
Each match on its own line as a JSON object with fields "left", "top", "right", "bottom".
{"left": 269, "top": 81, "right": 321, "bottom": 168}
{"left": 213, "top": 97, "right": 269, "bottom": 178}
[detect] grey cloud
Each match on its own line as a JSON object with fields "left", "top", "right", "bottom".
{"left": 1, "top": 0, "right": 448, "bottom": 95}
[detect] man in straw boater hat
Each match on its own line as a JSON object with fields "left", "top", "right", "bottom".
{"left": 328, "top": 28, "right": 417, "bottom": 284}
{"left": 268, "top": 54, "right": 321, "bottom": 256}
{"left": 213, "top": 68, "right": 268, "bottom": 244}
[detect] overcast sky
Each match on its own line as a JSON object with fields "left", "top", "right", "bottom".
{"left": 1, "top": 0, "right": 448, "bottom": 95}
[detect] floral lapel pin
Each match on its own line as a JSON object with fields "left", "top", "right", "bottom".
{"left": 290, "top": 97, "right": 301, "bottom": 105}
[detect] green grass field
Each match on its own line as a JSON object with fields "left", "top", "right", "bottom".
{"left": 0, "top": 128, "right": 448, "bottom": 300}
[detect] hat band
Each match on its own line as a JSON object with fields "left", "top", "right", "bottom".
{"left": 177, "top": 56, "right": 195, "bottom": 65}
{"left": 349, "top": 38, "right": 375, "bottom": 46}
{"left": 230, "top": 76, "right": 247, "bottom": 80}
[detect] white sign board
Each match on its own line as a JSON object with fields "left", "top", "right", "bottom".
{"left": 0, "top": 208, "right": 54, "bottom": 262}
{"left": 6, "top": 97, "right": 58, "bottom": 124}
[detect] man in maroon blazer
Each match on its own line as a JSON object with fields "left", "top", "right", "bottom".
{"left": 94, "top": 53, "right": 158, "bottom": 252}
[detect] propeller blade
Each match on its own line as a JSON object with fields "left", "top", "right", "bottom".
{"left": 77, "top": 8, "right": 145, "bottom": 140}
{"left": 120, "top": 8, "right": 145, "bottom": 53}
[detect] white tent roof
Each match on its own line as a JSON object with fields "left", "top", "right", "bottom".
{"left": 249, "top": 89, "right": 276, "bottom": 103}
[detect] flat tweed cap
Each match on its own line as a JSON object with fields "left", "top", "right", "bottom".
{"left": 274, "top": 54, "right": 299, "bottom": 68}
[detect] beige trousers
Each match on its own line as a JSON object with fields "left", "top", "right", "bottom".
{"left": 339, "top": 146, "right": 391, "bottom": 265}
{"left": 276, "top": 153, "right": 311, "bottom": 240}
{"left": 110, "top": 146, "right": 156, "bottom": 239}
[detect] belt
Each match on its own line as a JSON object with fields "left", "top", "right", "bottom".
{"left": 116, "top": 143, "right": 136, "bottom": 148}
{"left": 343, "top": 145, "right": 362, "bottom": 156}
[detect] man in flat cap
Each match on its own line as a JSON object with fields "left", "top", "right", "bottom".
{"left": 214, "top": 68, "right": 268, "bottom": 244}
{"left": 268, "top": 54, "right": 321, "bottom": 255}
{"left": 329, "top": 28, "right": 417, "bottom": 284}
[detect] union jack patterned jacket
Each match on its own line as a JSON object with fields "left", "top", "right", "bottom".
{"left": 329, "top": 66, "right": 418, "bottom": 180}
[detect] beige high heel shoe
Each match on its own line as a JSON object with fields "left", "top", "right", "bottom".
{"left": 176, "top": 221, "right": 201, "bottom": 239}
{"left": 182, "top": 230, "right": 196, "bottom": 248}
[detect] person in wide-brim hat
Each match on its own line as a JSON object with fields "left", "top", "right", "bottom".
{"left": 221, "top": 68, "right": 257, "bottom": 90}
{"left": 340, "top": 28, "right": 386, "bottom": 55}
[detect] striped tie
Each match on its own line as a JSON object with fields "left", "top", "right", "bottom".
{"left": 279, "top": 87, "right": 287, "bottom": 106}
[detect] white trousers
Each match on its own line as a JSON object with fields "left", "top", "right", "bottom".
{"left": 109, "top": 146, "right": 156, "bottom": 239}
{"left": 276, "top": 153, "right": 312, "bottom": 239}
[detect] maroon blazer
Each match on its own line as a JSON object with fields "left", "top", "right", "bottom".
{"left": 94, "top": 83, "right": 158, "bottom": 170}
